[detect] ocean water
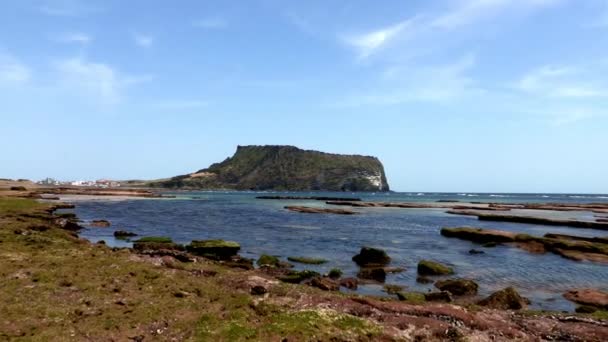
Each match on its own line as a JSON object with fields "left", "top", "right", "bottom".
{"left": 73, "top": 191, "right": 608, "bottom": 312}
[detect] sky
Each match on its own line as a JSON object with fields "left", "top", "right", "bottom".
{"left": 1, "top": 0, "right": 608, "bottom": 193}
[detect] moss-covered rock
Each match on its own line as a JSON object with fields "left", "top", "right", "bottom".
{"left": 257, "top": 254, "right": 280, "bottom": 267}
{"left": 424, "top": 291, "right": 453, "bottom": 303}
{"left": 477, "top": 287, "right": 528, "bottom": 310}
{"left": 328, "top": 268, "right": 343, "bottom": 279}
{"left": 417, "top": 260, "right": 454, "bottom": 276}
{"left": 186, "top": 239, "right": 240, "bottom": 260}
{"left": 278, "top": 270, "right": 320, "bottom": 284}
{"left": 352, "top": 247, "right": 391, "bottom": 266}
{"left": 434, "top": 278, "right": 479, "bottom": 296}
{"left": 133, "top": 236, "right": 183, "bottom": 252}
{"left": 396, "top": 291, "right": 426, "bottom": 304}
{"left": 383, "top": 284, "right": 404, "bottom": 295}
{"left": 287, "top": 256, "right": 327, "bottom": 265}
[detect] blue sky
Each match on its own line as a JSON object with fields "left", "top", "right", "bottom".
{"left": 1, "top": 0, "right": 608, "bottom": 193}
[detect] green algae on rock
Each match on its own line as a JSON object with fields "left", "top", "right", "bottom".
{"left": 287, "top": 256, "right": 327, "bottom": 265}
{"left": 417, "top": 260, "right": 454, "bottom": 276}
{"left": 186, "top": 239, "right": 240, "bottom": 260}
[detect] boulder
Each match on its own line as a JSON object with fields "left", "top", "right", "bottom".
{"left": 417, "top": 260, "right": 454, "bottom": 276}
{"left": 477, "top": 287, "right": 528, "bottom": 310}
{"left": 10, "top": 186, "right": 27, "bottom": 191}
{"left": 223, "top": 256, "right": 255, "bottom": 270}
{"left": 383, "top": 284, "right": 404, "bottom": 294}
{"left": 469, "top": 249, "right": 485, "bottom": 254}
{"left": 307, "top": 277, "right": 339, "bottom": 291}
{"left": 352, "top": 247, "right": 391, "bottom": 266}
{"left": 434, "top": 278, "right": 479, "bottom": 296}
{"left": 356, "top": 268, "right": 386, "bottom": 282}
{"left": 90, "top": 220, "right": 111, "bottom": 227}
{"left": 246, "top": 275, "right": 277, "bottom": 295}
{"left": 339, "top": 277, "right": 358, "bottom": 290}
{"left": 186, "top": 239, "right": 240, "bottom": 260}
{"left": 424, "top": 291, "right": 453, "bottom": 303}
{"left": 133, "top": 237, "right": 183, "bottom": 252}
{"left": 563, "top": 289, "right": 608, "bottom": 309}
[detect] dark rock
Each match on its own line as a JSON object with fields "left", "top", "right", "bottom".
{"left": 483, "top": 242, "right": 498, "bottom": 248}
{"left": 186, "top": 239, "right": 240, "bottom": 260}
{"left": 478, "top": 287, "right": 528, "bottom": 310}
{"left": 114, "top": 230, "right": 137, "bottom": 238}
{"left": 357, "top": 267, "right": 386, "bottom": 282}
{"left": 424, "top": 291, "right": 453, "bottom": 303}
{"left": 307, "top": 277, "right": 339, "bottom": 291}
{"left": 417, "top": 260, "right": 454, "bottom": 276}
{"left": 251, "top": 285, "right": 267, "bottom": 295}
{"left": 469, "top": 249, "right": 485, "bottom": 254}
{"left": 416, "top": 276, "right": 433, "bottom": 284}
{"left": 10, "top": 186, "right": 27, "bottom": 191}
{"left": 339, "top": 277, "right": 359, "bottom": 290}
{"left": 352, "top": 247, "right": 391, "bottom": 266}
{"left": 287, "top": 256, "right": 327, "bottom": 264}
{"left": 576, "top": 305, "right": 598, "bottom": 314}
{"left": 396, "top": 291, "right": 426, "bottom": 304}
{"left": 383, "top": 284, "right": 404, "bottom": 294}
{"left": 223, "top": 256, "right": 255, "bottom": 270}
{"left": 54, "top": 218, "right": 83, "bottom": 231}
{"left": 434, "top": 278, "right": 479, "bottom": 296}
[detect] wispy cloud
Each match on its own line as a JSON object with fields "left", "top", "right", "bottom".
{"left": 192, "top": 17, "right": 228, "bottom": 29}
{"left": 37, "top": 0, "right": 101, "bottom": 17}
{"left": 53, "top": 57, "right": 152, "bottom": 104}
{"left": 516, "top": 65, "right": 607, "bottom": 98}
{"left": 342, "top": 19, "right": 417, "bottom": 60}
{"left": 55, "top": 32, "right": 92, "bottom": 44}
{"left": 0, "top": 54, "right": 31, "bottom": 84}
{"left": 132, "top": 32, "right": 154, "bottom": 48}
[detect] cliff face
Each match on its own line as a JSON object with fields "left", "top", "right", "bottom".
{"left": 152, "top": 145, "right": 390, "bottom": 191}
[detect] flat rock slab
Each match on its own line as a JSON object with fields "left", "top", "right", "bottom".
{"left": 285, "top": 206, "right": 357, "bottom": 215}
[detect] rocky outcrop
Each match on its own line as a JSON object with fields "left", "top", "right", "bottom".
{"left": 307, "top": 277, "right": 339, "bottom": 291}
{"left": 424, "top": 291, "right": 453, "bottom": 303}
{"left": 352, "top": 247, "right": 391, "bottom": 266}
{"left": 186, "top": 239, "right": 240, "bottom": 260}
{"left": 257, "top": 196, "right": 361, "bottom": 201}
{"left": 417, "top": 260, "right": 454, "bottom": 276}
{"left": 441, "top": 227, "right": 608, "bottom": 264}
{"left": 150, "top": 145, "right": 390, "bottom": 191}
{"left": 563, "top": 289, "right": 608, "bottom": 309}
{"left": 114, "top": 230, "right": 137, "bottom": 238}
{"left": 357, "top": 268, "right": 387, "bottom": 282}
{"left": 477, "top": 287, "right": 528, "bottom": 310}
{"left": 435, "top": 279, "right": 479, "bottom": 296}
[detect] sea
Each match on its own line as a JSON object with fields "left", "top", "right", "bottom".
{"left": 72, "top": 191, "right": 608, "bottom": 312}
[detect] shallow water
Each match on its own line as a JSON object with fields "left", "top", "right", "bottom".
{"left": 73, "top": 191, "right": 608, "bottom": 312}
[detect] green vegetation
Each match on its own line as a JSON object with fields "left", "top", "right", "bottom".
{"left": 278, "top": 270, "right": 320, "bottom": 284}
{"left": 150, "top": 145, "right": 389, "bottom": 191}
{"left": 287, "top": 256, "right": 327, "bottom": 265}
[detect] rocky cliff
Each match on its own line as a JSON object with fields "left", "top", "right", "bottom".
{"left": 151, "top": 145, "right": 389, "bottom": 191}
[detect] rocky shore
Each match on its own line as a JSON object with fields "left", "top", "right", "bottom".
{"left": 2, "top": 193, "right": 608, "bottom": 340}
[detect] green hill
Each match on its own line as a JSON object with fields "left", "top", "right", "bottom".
{"left": 150, "top": 145, "right": 390, "bottom": 191}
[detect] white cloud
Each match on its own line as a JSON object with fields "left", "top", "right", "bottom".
{"left": 53, "top": 57, "right": 151, "bottom": 104}
{"left": 343, "top": 19, "right": 417, "bottom": 60}
{"left": 132, "top": 33, "right": 154, "bottom": 48}
{"left": 55, "top": 32, "right": 92, "bottom": 44}
{"left": 192, "top": 18, "right": 228, "bottom": 29}
{"left": 516, "top": 65, "right": 607, "bottom": 98}
{"left": 0, "top": 54, "right": 31, "bottom": 84}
